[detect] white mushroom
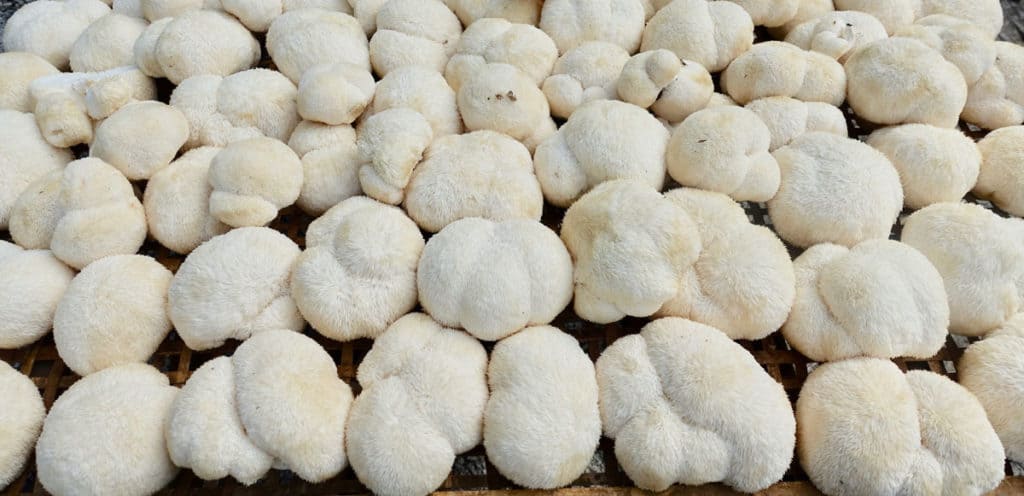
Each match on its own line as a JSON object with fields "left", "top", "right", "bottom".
{"left": 539, "top": 0, "right": 645, "bottom": 54}
{"left": 975, "top": 126, "right": 1024, "bottom": 217}
{"left": 208, "top": 137, "right": 303, "bottom": 227}
{"left": 418, "top": 218, "right": 572, "bottom": 341}
{"left": 90, "top": 101, "right": 189, "bottom": 181}
{"left": 0, "top": 242, "right": 74, "bottom": 349}
{"left": 456, "top": 62, "right": 556, "bottom": 151}
{"left": 69, "top": 13, "right": 148, "bottom": 72}
{"left": 356, "top": 108, "right": 433, "bottom": 205}
{"left": 348, "top": 0, "right": 389, "bottom": 34}
{"left": 363, "top": 66, "right": 463, "bottom": 137}
{"left": 134, "top": 10, "right": 260, "bottom": 85}
{"left": 288, "top": 122, "right": 361, "bottom": 215}
{"left": 297, "top": 63, "right": 375, "bottom": 126}
{"left": 9, "top": 158, "right": 147, "bottom": 270}
{"left": 287, "top": 119, "right": 356, "bottom": 156}
{"left": 0, "top": 360, "right": 44, "bottom": 490}
{"left": 231, "top": 330, "right": 353, "bottom": 483}
{"left": 266, "top": 8, "right": 368, "bottom": 84}
{"left": 597, "top": 318, "right": 795, "bottom": 492}
{"left": 831, "top": 0, "right": 919, "bottom": 34}
{"left": 0, "top": 52, "right": 59, "bottom": 112}
{"left": 785, "top": 11, "right": 888, "bottom": 62}
{"left": 484, "top": 325, "right": 600, "bottom": 489}
{"left": 902, "top": 202, "right": 1024, "bottom": 337}
{"left": 2, "top": 0, "right": 110, "bottom": 69}
{"left": 917, "top": 0, "right": 1003, "bottom": 40}
{"left": 768, "top": 132, "right": 903, "bottom": 248}
{"left": 797, "top": 359, "right": 1006, "bottom": 496}
{"left": 894, "top": 15, "right": 997, "bottom": 87}
{"left": 53, "top": 255, "right": 172, "bottom": 376}
{"left": 541, "top": 41, "right": 630, "bottom": 119}
{"left": 962, "top": 41, "right": 1024, "bottom": 130}
{"left": 168, "top": 227, "right": 304, "bottom": 350}
{"left": 745, "top": 96, "right": 847, "bottom": 151}
{"left": 959, "top": 314, "right": 1024, "bottom": 464}
{"left": 0, "top": 110, "right": 72, "bottom": 230}
{"left": 137, "top": 0, "right": 213, "bottom": 22}
{"left": 721, "top": 41, "right": 846, "bottom": 106}
{"left": 666, "top": 106, "right": 779, "bottom": 202}
{"left": 35, "top": 364, "right": 179, "bottom": 496}
{"left": 443, "top": 0, "right": 541, "bottom": 26}
{"left": 844, "top": 37, "right": 968, "bottom": 128}
{"left": 534, "top": 100, "right": 668, "bottom": 207}
{"left": 347, "top": 313, "right": 488, "bottom": 496}
{"left": 404, "top": 130, "right": 542, "bottom": 232}
{"left": 658, "top": 188, "right": 795, "bottom": 340}
{"left": 767, "top": 0, "right": 834, "bottom": 37}
{"left": 616, "top": 50, "right": 713, "bottom": 123}
{"left": 445, "top": 18, "right": 558, "bottom": 92}
{"left": 291, "top": 197, "right": 424, "bottom": 341}
{"left": 640, "top": 0, "right": 754, "bottom": 73}
{"left": 143, "top": 146, "right": 229, "bottom": 254}
{"left": 561, "top": 180, "right": 701, "bottom": 323}
{"left": 867, "top": 124, "right": 980, "bottom": 209}
{"left": 169, "top": 72, "right": 289, "bottom": 149}
{"left": 368, "top": 0, "right": 461, "bottom": 76}
{"left": 724, "top": 0, "right": 799, "bottom": 27}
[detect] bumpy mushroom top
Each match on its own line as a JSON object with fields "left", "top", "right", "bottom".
{"left": 721, "top": 41, "right": 846, "bottom": 106}
{"left": 894, "top": 15, "right": 997, "bottom": 87}
{"left": 917, "top": 0, "right": 1003, "bottom": 40}
{"left": 134, "top": 10, "right": 260, "bottom": 85}
{"left": 456, "top": 62, "right": 556, "bottom": 151}
{"left": 208, "top": 137, "right": 303, "bottom": 228}
{"left": 539, "top": 0, "right": 645, "bottom": 54}
{"left": 769, "top": 0, "right": 833, "bottom": 36}
{"left": 356, "top": 108, "right": 433, "bottom": 205}
{"left": 785, "top": 10, "right": 888, "bottom": 62}
{"left": 0, "top": 241, "right": 74, "bottom": 349}
{"left": 2, "top": 0, "right": 110, "bottom": 69}
{"left": 0, "top": 360, "right": 45, "bottom": 490}
{"left": 725, "top": 0, "right": 799, "bottom": 27}
{"left": 975, "top": 126, "right": 1024, "bottom": 217}
{"left": 143, "top": 147, "right": 229, "bottom": 254}
{"left": 542, "top": 41, "right": 630, "bottom": 119}
{"left": 445, "top": 18, "right": 557, "bottom": 92}
{"left": 745, "top": 96, "right": 847, "bottom": 151}
{"left": 831, "top": 0, "right": 918, "bottom": 34}
{"left": 287, "top": 120, "right": 362, "bottom": 215}
{"left": 0, "top": 52, "right": 58, "bottom": 112}
{"left": 640, "top": 0, "right": 754, "bottom": 73}
{"left": 368, "top": 0, "right": 461, "bottom": 76}
{"left": 597, "top": 317, "right": 795, "bottom": 492}
{"left": 616, "top": 50, "right": 713, "bottom": 123}
{"left": 266, "top": 8, "right": 369, "bottom": 84}
{"left": 444, "top": 0, "right": 541, "bottom": 26}
{"left": 69, "top": 13, "right": 148, "bottom": 72}
{"left": 90, "top": 101, "right": 189, "bottom": 180}
{"left": 0, "top": 110, "right": 72, "bottom": 230}
{"left": 364, "top": 66, "right": 463, "bottom": 137}
{"left": 963, "top": 41, "right": 1024, "bottom": 130}
{"left": 297, "top": 63, "right": 375, "bottom": 126}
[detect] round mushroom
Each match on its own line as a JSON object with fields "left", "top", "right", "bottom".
{"left": 356, "top": 108, "right": 434, "bottom": 205}
{"left": 962, "top": 41, "right": 1024, "bottom": 130}
{"left": 615, "top": 50, "right": 713, "bottom": 123}
{"left": 720, "top": 41, "right": 846, "bottom": 106}
{"left": 456, "top": 62, "right": 556, "bottom": 152}
{"left": 143, "top": 146, "right": 230, "bottom": 254}
{"left": 640, "top": 0, "right": 754, "bottom": 73}
{"left": 975, "top": 126, "right": 1024, "bottom": 217}
{"left": 134, "top": 10, "right": 260, "bottom": 85}
{"left": 0, "top": 52, "right": 59, "bottom": 112}
{"left": 363, "top": 66, "right": 462, "bottom": 137}
{"left": 368, "top": 0, "right": 461, "bottom": 76}
{"left": 2, "top": 0, "right": 110, "bottom": 69}
{"left": 266, "top": 8, "right": 370, "bottom": 84}
{"left": 90, "top": 101, "right": 189, "bottom": 181}
{"left": 784, "top": 10, "right": 888, "bottom": 62}
{"left": 0, "top": 110, "right": 72, "bottom": 230}
{"left": 445, "top": 17, "right": 558, "bottom": 92}
{"left": 0, "top": 360, "right": 44, "bottom": 490}
{"left": 894, "top": 15, "right": 997, "bottom": 87}
{"left": 831, "top": 0, "right": 918, "bottom": 34}
{"left": 541, "top": 41, "right": 630, "bottom": 119}
{"left": 539, "top": 0, "right": 645, "bottom": 54}
{"left": 208, "top": 137, "right": 303, "bottom": 228}
{"left": 745, "top": 96, "right": 847, "bottom": 151}
{"left": 69, "top": 13, "right": 148, "bottom": 72}
{"left": 0, "top": 242, "right": 74, "bottom": 349}
{"left": 297, "top": 63, "right": 375, "bottom": 126}
{"left": 443, "top": 0, "right": 541, "bottom": 26}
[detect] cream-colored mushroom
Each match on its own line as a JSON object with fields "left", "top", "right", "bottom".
{"left": 616, "top": 50, "right": 713, "bottom": 123}
{"left": 917, "top": 0, "right": 1003, "bottom": 40}
{"left": 0, "top": 242, "right": 74, "bottom": 349}
{"left": 894, "top": 15, "right": 997, "bottom": 87}
{"left": 767, "top": 0, "right": 834, "bottom": 37}
{"left": 867, "top": 124, "right": 980, "bottom": 209}
{"left": 721, "top": 41, "right": 846, "bottom": 106}
{"left": 975, "top": 126, "right": 1024, "bottom": 217}
{"left": 785, "top": 11, "right": 888, "bottom": 62}
{"left": 456, "top": 62, "right": 556, "bottom": 152}
{"left": 363, "top": 66, "right": 463, "bottom": 137}
{"left": 368, "top": 0, "right": 461, "bottom": 76}
{"left": 745, "top": 96, "right": 847, "bottom": 151}
{"left": 356, "top": 108, "right": 433, "bottom": 205}
{"left": 297, "top": 63, "right": 375, "bottom": 126}
{"left": 133, "top": 10, "right": 260, "bottom": 85}
{"left": 143, "top": 147, "right": 229, "bottom": 254}
{"left": 0, "top": 110, "right": 72, "bottom": 230}
{"left": 724, "top": 0, "right": 799, "bottom": 27}
{"left": 0, "top": 360, "right": 44, "bottom": 490}
{"left": 641, "top": 0, "right": 754, "bottom": 73}
{"left": 445, "top": 17, "right": 557, "bottom": 92}
{"left": 2, "top": 0, "right": 110, "bottom": 69}
{"left": 443, "top": 0, "right": 541, "bottom": 25}
{"left": 208, "top": 137, "right": 303, "bottom": 228}
{"left": 831, "top": 0, "right": 919, "bottom": 34}
{"left": 541, "top": 41, "right": 630, "bottom": 119}
{"left": 287, "top": 121, "right": 361, "bottom": 215}
{"left": 539, "top": 0, "right": 645, "bottom": 54}
{"left": 962, "top": 41, "right": 1024, "bottom": 130}
{"left": 90, "top": 101, "right": 189, "bottom": 181}
{"left": 69, "top": 13, "right": 148, "bottom": 72}
{"left": 0, "top": 52, "right": 59, "bottom": 112}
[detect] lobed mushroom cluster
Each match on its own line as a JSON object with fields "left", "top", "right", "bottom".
{"left": 1, "top": 0, "right": 1023, "bottom": 495}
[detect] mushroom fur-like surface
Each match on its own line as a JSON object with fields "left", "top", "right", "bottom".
{"left": 959, "top": 314, "right": 1024, "bottom": 463}
{"left": 768, "top": 132, "right": 903, "bottom": 248}
{"left": 35, "top": 364, "right": 179, "bottom": 496}
{"left": 133, "top": 10, "right": 260, "bottom": 85}
{"left": 266, "top": 8, "right": 369, "bottom": 84}
{"left": 831, "top": 0, "right": 918, "bottom": 34}
{"left": 291, "top": 197, "right": 424, "bottom": 341}
{"left": 615, "top": 50, "right": 713, "bottom": 124}
{"left": 561, "top": 180, "right": 701, "bottom": 323}
{"left": 484, "top": 325, "right": 601, "bottom": 489}
{"left": 443, "top": 0, "right": 540, "bottom": 26}
{"left": 456, "top": 62, "right": 556, "bottom": 152}
{"left": 665, "top": 106, "right": 779, "bottom": 202}
{"left": 725, "top": 0, "right": 799, "bottom": 27}
{"left": 867, "top": 124, "right": 981, "bottom": 209}
{"left": 368, "top": 0, "right": 461, "bottom": 77}
{"left": 0, "top": 110, "right": 72, "bottom": 230}
{"left": 785, "top": 10, "right": 888, "bottom": 62}
{"left": 901, "top": 202, "right": 1024, "bottom": 337}
{"left": 0, "top": 52, "right": 58, "bottom": 112}
{"left": 917, "top": 0, "right": 1003, "bottom": 40}
{"left": 844, "top": 37, "right": 969, "bottom": 128}
{"left": 403, "top": 131, "right": 542, "bottom": 232}
{"left": 797, "top": 359, "right": 1006, "bottom": 496}
{"left": 782, "top": 240, "right": 949, "bottom": 362}
{"left": 144, "top": 147, "right": 230, "bottom": 254}
{"left": 232, "top": 330, "right": 354, "bottom": 483}
{"left": 208, "top": 137, "right": 303, "bottom": 228}
{"left": 69, "top": 13, "right": 148, "bottom": 72}
{"left": 541, "top": 41, "right": 630, "bottom": 119}
{"left": 539, "top": 0, "right": 645, "bottom": 54}
{"left": 356, "top": 108, "right": 433, "bottom": 205}
{"left": 745, "top": 97, "right": 847, "bottom": 151}
{"left": 894, "top": 15, "right": 997, "bottom": 88}
{"left": 417, "top": 218, "right": 572, "bottom": 341}
{"left": 2, "top": 0, "right": 110, "bottom": 69}
{"left": 769, "top": 0, "right": 834, "bottom": 36}
{"left": 363, "top": 66, "right": 462, "bottom": 137}
{"left": 0, "top": 242, "right": 74, "bottom": 349}
{"left": 534, "top": 100, "right": 669, "bottom": 208}
{"left": 640, "top": 0, "right": 754, "bottom": 73}
{"left": 657, "top": 189, "right": 794, "bottom": 341}
{"left": 288, "top": 121, "right": 362, "bottom": 215}
{"left": 445, "top": 18, "right": 557, "bottom": 92}
{"left": 0, "top": 360, "right": 45, "bottom": 490}
{"left": 90, "top": 101, "right": 189, "bottom": 181}
{"left": 720, "top": 41, "right": 846, "bottom": 106}
{"left": 9, "top": 158, "right": 147, "bottom": 270}
{"left": 597, "top": 318, "right": 795, "bottom": 492}
{"left": 168, "top": 227, "right": 304, "bottom": 350}
{"left": 297, "top": 63, "right": 375, "bottom": 126}
{"left": 975, "top": 126, "right": 1024, "bottom": 216}
{"left": 347, "top": 313, "right": 488, "bottom": 496}
{"left": 963, "top": 42, "right": 1024, "bottom": 130}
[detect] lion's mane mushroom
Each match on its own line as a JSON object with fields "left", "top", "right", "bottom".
{"left": 232, "top": 330, "right": 353, "bottom": 482}
{"left": 616, "top": 50, "right": 713, "bottom": 123}
{"left": 137, "top": 0, "right": 220, "bottom": 22}
{"left": 768, "top": 0, "right": 834, "bottom": 37}
{"left": 539, "top": 0, "right": 645, "bottom": 54}
{"left": 962, "top": 41, "right": 1024, "bottom": 130}
{"left": 975, "top": 126, "right": 1024, "bottom": 217}
{"left": 445, "top": 18, "right": 557, "bottom": 92}
{"left": 785, "top": 11, "right": 888, "bottom": 62}
{"left": 867, "top": 124, "right": 981, "bottom": 209}
{"left": 0, "top": 110, "right": 72, "bottom": 230}
{"left": 69, "top": 13, "right": 148, "bottom": 72}
{"left": 0, "top": 52, "right": 58, "bottom": 112}
{"left": 90, "top": 101, "right": 189, "bottom": 181}
{"left": 641, "top": 0, "right": 754, "bottom": 73}
{"left": 902, "top": 202, "right": 1024, "bottom": 336}
{"left": 9, "top": 158, "right": 147, "bottom": 270}
{"left": 53, "top": 255, "right": 172, "bottom": 376}
{"left": 347, "top": 313, "right": 488, "bottom": 496}
{"left": 368, "top": 0, "right": 461, "bottom": 76}
{"left": 168, "top": 227, "right": 304, "bottom": 350}
{"left": 291, "top": 197, "right": 424, "bottom": 341}
{"left": 768, "top": 132, "right": 903, "bottom": 248}
{"left": 725, "top": 0, "right": 799, "bottom": 27}
{"left": 0, "top": 242, "right": 73, "bottom": 349}
{"left": 207, "top": 137, "right": 303, "bottom": 227}
{"left": 721, "top": 41, "right": 846, "bottom": 106}
{"left": 666, "top": 106, "right": 779, "bottom": 202}
{"left": 347, "top": 0, "right": 388, "bottom": 34}
{"left": 364, "top": 66, "right": 463, "bottom": 137}
{"left": 797, "top": 359, "right": 1006, "bottom": 496}
{"left": 917, "top": 0, "right": 1003, "bottom": 40}
{"left": 561, "top": 180, "right": 701, "bottom": 323}
{"left": 598, "top": 318, "right": 795, "bottom": 492}
{"left": 831, "top": 0, "right": 918, "bottom": 34}
{"left": 745, "top": 96, "right": 847, "bottom": 151}
{"left": 267, "top": 8, "right": 368, "bottom": 84}
{"left": 484, "top": 325, "right": 600, "bottom": 489}
{"left": 403, "top": 130, "right": 542, "bottom": 232}
{"left": 2, "top": 0, "right": 110, "bottom": 69}
{"left": 166, "top": 357, "right": 274, "bottom": 485}
{"left": 845, "top": 37, "right": 968, "bottom": 128}
{"left": 356, "top": 108, "right": 433, "bottom": 205}
{"left": 133, "top": 10, "right": 260, "bottom": 85}
{"left": 782, "top": 240, "right": 948, "bottom": 362}
{"left": 542, "top": 41, "right": 630, "bottom": 119}
{"left": 894, "top": 15, "right": 997, "bottom": 88}
{"left": 657, "top": 188, "right": 794, "bottom": 340}
{"left": 35, "top": 364, "right": 179, "bottom": 496}
{"left": 417, "top": 218, "right": 572, "bottom": 341}
{"left": 534, "top": 100, "right": 668, "bottom": 207}
{"left": 144, "top": 147, "right": 229, "bottom": 254}
{"left": 0, "top": 361, "right": 44, "bottom": 490}
{"left": 284, "top": 122, "right": 362, "bottom": 215}
{"left": 444, "top": 0, "right": 541, "bottom": 25}
{"left": 456, "top": 62, "right": 556, "bottom": 151}
{"left": 959, "top": 314, "right": 1024, "bottom": 464}
{"left": 297, "top": 63, "right": 375, "bottom": 126}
